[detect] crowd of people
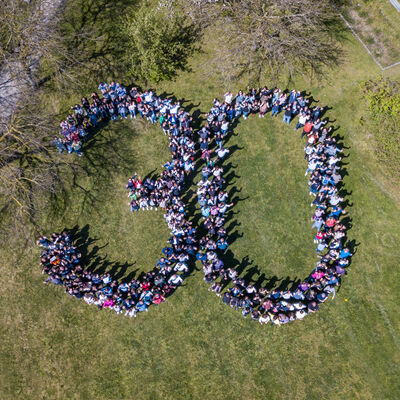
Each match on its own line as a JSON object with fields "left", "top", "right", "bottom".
{"left": 41, "top": 82, "right": 353, "bottom": 325}
{"left": 53, "top": 82, "right": 195, "bottom": 156}
{"left": 124, "top": 90, "right": 196, "bottom": 211}
{"left": 39, "top": 85, "right": 199, "bottom": 316}
{"left": 195, "top": 87, "right": 352, "bottom": 325}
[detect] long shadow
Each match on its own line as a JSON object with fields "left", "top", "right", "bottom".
{"left": 66, "top": 224, "right": 138, "bottom": 280}
{"left": 66, "top": 222, "right": 200, "bottom": 289}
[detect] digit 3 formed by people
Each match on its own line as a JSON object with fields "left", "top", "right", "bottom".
{"left": 38, "top": 82, "right": 352, "bottom": 325}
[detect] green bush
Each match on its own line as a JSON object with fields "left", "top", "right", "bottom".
{"left": 360, "top": 78, "right": 400, "bottom": 176}
{"left": 121, "top": 1, "right": 197, "bottom": 83}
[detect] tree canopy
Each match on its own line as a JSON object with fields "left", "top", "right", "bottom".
{"left": 183, "top": 0, "right": 344, "bottom": 81}
{"left": 121, "top": 1, "right": 198, "bottom": 83}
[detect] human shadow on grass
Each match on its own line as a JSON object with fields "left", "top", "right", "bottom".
{"left": 64, "top": 223, "right": 200, "bottom": 295}
{"left": 217, "top": 250, "right": 303, "bottom": 293}
{"left": 67, "top": 224, "right": 140, "bottom": 281}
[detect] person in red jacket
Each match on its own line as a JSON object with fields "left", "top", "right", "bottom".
{"left": 302, "top": 120, "right": 314, "bottom": 138}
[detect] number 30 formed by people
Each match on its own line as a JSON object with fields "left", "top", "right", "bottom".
{"left": 38, "top": 82, "right": 352, "bottom": 326}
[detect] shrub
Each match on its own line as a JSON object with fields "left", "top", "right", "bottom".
{"left": 360, "top": 78, "right": 400, "bottom": 177}
{"left": 121, "top": 1, "right": 198, "bottom": 83}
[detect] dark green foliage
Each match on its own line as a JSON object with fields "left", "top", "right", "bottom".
{"left": 45, "top": 0, "right": 138, "bottom": 92}
{"left": 121, "top": 1, "right": 198, "bottom": 83}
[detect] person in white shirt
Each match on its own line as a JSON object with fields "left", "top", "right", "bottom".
{"left": 159, "top": 104, "right": 168, "bottom": 114}
{"left": 224, "top": 91, "right": 233, "bottom": 104}
{"left": 305, "top": 158, "right": 319, "bottom": 176}
{"left": 144, "top": 91, "right": 153, "bottom": 103}
{"left": 125, "top": 308, "right": 137, "bottom": 318}
{"left": 170, "top": 102, "right": 180, "bottom": 115}
{"left": 293, "top": 301, "right": 306, "bottom": 310}
{"left": 128, "top": 102, "right": 136, "bottom": 119}
{"left": 328, "top": 156, "right": 341, "bottom": 167}
{"left": 168, "top": 274, "right": 183, "bottom": 285}
{"left": 84, "top": 294, "right": 94, "bottom": 305}
{"left": 212, "top": 166, "right": 223, "bottom": 177}
{"left": 295, "top": 309, "right": 307, "bottom": 320}
{"left": 246, "top": 285, "right": 257, "bottom": 295}
{"left": 259, "top": 314, "right": 270, "bottom": 324}
{"left": 296, "top": 112, "right": 309, "bottom": 131}
{"left": 221, "top": 120, "right": 229, "bottom": 135}
{"left": 174, "top": 262, "right": 188, "bottom": 273}
{"left": 330, "top": 194, "right": 343, "bottom": 206}
{"left": 217, "top": 147, "right": 230, "bottom": 159}
{"left": 178, "top": 253, "right": 189, "bottom": 262}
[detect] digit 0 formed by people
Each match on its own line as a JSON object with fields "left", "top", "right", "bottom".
{"left": 37, "top": 82, "right": 352, "bottom": 325}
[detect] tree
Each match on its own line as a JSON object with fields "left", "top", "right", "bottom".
{"left": 0, "top": 0, "right": 82, "bottom": 227}
{"left": 182, "top": 0, "right": 344, "bottom": 82}
{"left": 0, "top": 95, "right": 75, "bottom": 225}
{"left": 121, "top": 0, "right": 198, "bottom": 83}
{"left": 0, "top": 0, "right": 139, "bottom": 231}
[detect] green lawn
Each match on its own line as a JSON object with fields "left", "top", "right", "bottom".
{"left": 1, "top": 13, "right": 400, "bottom": 400}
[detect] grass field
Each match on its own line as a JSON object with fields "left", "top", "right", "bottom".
{"left": 342, "top": 0, "right": 400, "bottom": 67}
{"left": 1, "top": 7, "right": 400, "bottom": 400}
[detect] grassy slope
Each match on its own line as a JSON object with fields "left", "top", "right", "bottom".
{"left": 1, "top": 22, "right": 400, "bottom": 400}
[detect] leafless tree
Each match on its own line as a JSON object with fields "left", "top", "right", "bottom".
{"left": 0, "top": 0, "right": 71, "bottom": 89}
{"left": 0, "top": 96, "right": 76, "bottom": 224}
{"left": 0, "top": 0, "right": 81, "bottom": 225}
{"left": 182, "top": 0, "right": 344, "bottom": 82}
